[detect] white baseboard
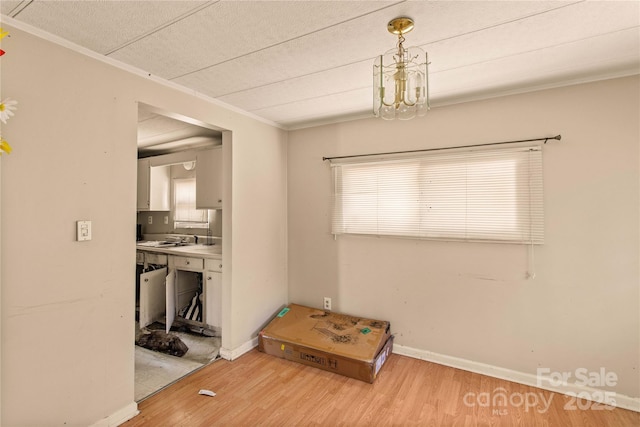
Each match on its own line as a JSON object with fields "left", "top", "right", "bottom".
{"left": 219, "top": 336, "right": 259, "bottom": 361}
{"left": 90, "top": 338, "right": 258, "bottom": 427}
{"left": 89, "top": 402, "right": 139, "bottom": 427}
{"left": 393, "top": 343, "right": 640, "bottom": 413}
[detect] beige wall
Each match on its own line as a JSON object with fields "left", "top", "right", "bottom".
{"left": 288, "top": 76, "right": 639, "bottom": 399}
{"left": 2, "top": 16, "right": 637, "bottom": 426}
{"left": 0, "top": 24, "right": 287, "bottom": 426}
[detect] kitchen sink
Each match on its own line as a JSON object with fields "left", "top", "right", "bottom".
{"left": 137, "top": 241, "right": 220, "bottom": 255}
{"left": 138, "top": 241, "right": 186, "bottom": 248}
{"left": 175, "top": 244, "right": 215, "bottom": 252}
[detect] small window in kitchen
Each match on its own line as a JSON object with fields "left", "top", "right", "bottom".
{"left": 173, "top": 178, "right": 208, "bottom": 229}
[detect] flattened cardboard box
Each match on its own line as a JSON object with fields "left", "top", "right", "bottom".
{"left": 258, "top": 303, "right": 393, "bottom": 383}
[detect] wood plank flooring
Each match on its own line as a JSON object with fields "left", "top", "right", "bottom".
{"left": 123, "top": 349, "right": 639, "bottom": 426}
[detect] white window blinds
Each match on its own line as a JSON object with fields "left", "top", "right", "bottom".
{"left": 331, "top": 145, "right": 544, "bottom": 244}
{"left": 174, "top": 178, "right": 208, "bottom": 227}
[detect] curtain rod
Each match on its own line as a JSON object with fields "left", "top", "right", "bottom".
{"left": 322, "top": 134, "right": 561, "bottom": 162}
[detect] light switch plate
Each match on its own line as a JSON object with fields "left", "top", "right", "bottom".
{"left": 77, "top": 220, "right": 92, "bottom": 241}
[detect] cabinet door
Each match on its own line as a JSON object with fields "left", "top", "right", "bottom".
{"left": 196, "top": 147, "right": 222, "bottom": 209}
{"left": 205, "top": 270, "right": 222, "bottom": 328}
{"left": 137, "top": 159, "right": 151, "bottom": 210}
{"left": 137, "top": 160, "right": 171, "bottom": 211}
{"left": 139, "top": 267, "right": 167, "bottom": 328}
{"left": 166, "top": 269, "right": 176, "bottom": 333}
{"left": 149, "top": 165, "right": 171, "bottom": 211}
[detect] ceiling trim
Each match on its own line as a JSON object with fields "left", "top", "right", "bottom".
{"left": 285, "top": 67, "right": 639, "bottom": 131}
{"left": 430, "top": 68, "right": 640, "bottom": 110}
{"left": 0, "top": 14, "right": 285, "bottom": 130}
{"left": 3, "top": 13, "right": 637, "bottom": 133}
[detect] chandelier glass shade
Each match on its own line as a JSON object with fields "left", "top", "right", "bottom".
{"left": 373, "top": 17, "right": 429, "bottom": 120}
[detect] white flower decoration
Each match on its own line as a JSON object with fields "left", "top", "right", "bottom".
{"left": 0, "top": 98, "right": 18, "bottom": 124}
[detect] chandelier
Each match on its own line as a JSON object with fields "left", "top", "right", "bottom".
{"left": 373, "top": 17, "right": 429, "bottom": 120}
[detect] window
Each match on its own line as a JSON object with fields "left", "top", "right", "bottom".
{"left": 173, "top": 178, "right": 208, "bottom": 229}
{"left": 331, "top": 145, "right": 543, "bottom": 244}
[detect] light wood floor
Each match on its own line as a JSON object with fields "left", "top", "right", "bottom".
{"left": 123, "top": 349, "right": 639, "bottom": 426}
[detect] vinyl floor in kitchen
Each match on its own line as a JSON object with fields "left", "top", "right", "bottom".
{"left": 135, "top": 323, "right": 221, "bottom": 401}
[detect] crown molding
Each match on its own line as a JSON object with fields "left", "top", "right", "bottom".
{"left": 0, "top": 15, "right": 285, "bottom": 130}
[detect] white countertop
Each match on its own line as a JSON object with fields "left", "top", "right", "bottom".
{"left": 136, "top": 242, "right": 222, "bottom": 259}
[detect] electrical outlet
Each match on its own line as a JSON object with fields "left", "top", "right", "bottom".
{"left": 323, "top": 297, "right": 332, "bottom": 311}
{"left": 164, "top": 216, "right": 169, "bottom": 225}
{"left": 147, "top": 215, "right": 153, "bottom": 225}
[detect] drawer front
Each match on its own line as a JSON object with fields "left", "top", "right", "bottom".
{"left": 173, "top": 256, "right": 204, "bottom": 270}
{"left": 145, "top": 253, "right": 167, "bottom": 265}
{"left": 205, "top": 259, "right": 223, "bottom": 272}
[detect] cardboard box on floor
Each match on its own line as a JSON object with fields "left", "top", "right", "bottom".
{"left": 258, "top": 303, "right": 393, "bottom": 383}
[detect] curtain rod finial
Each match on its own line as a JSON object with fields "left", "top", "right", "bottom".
{"left": 544, "top": 135, "right": 562, "bottom": 144}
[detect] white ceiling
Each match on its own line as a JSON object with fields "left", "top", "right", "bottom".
{"left": 2, "top": 1, "right": 639, "bottom": 130}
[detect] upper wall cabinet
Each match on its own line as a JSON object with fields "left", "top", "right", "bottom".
{"left": 137, "top": 159, "right": 170, "bottom": 211}
{"left": 196, "top": 147, "right": 223, "bottom": 209}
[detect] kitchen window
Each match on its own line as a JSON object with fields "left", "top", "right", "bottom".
{"left": 331, "top": 145, "right": 543, "bottom": 244}
{"left": 173, "top": 178, "right": 208, "bottom": 229}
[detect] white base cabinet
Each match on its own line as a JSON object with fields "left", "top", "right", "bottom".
{"left": 139, "top": 267, "right": 168, "bottom": 329}
{"left": 205, "top": 259, "right": 223, "bottom": 328}
{"left": 138, "top": 252, "right": 222, "bottom": 333}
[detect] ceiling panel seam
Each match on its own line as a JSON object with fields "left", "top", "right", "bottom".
{"left": 249, "top": 86, "right": 370, "bottom": 114}
{"left": 167, "top": 0, "right": 404, "bottom": 81}
{"left": 433, "top": 26, "right": 640, "bottom": 75}
{"left": 215, "top": 58, "right": 373, "bottom": 98}
{"left": 420, "top": 0, "right": 584, "bottom": 47}
{"left": 6, "top": 0, "right": 33, "bottom": 18}
{"left": 244, "top": 26, "right": 640, "bottom": 113}
{"left": 198, "top": 0, "right": 590, "bottom": 100}
{"left": 104, "top": 0, "right": 219, "bottom": 56}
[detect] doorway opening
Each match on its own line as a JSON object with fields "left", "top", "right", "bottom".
{"left": 134, "top": 103, "right": 225, "bottom": 401}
